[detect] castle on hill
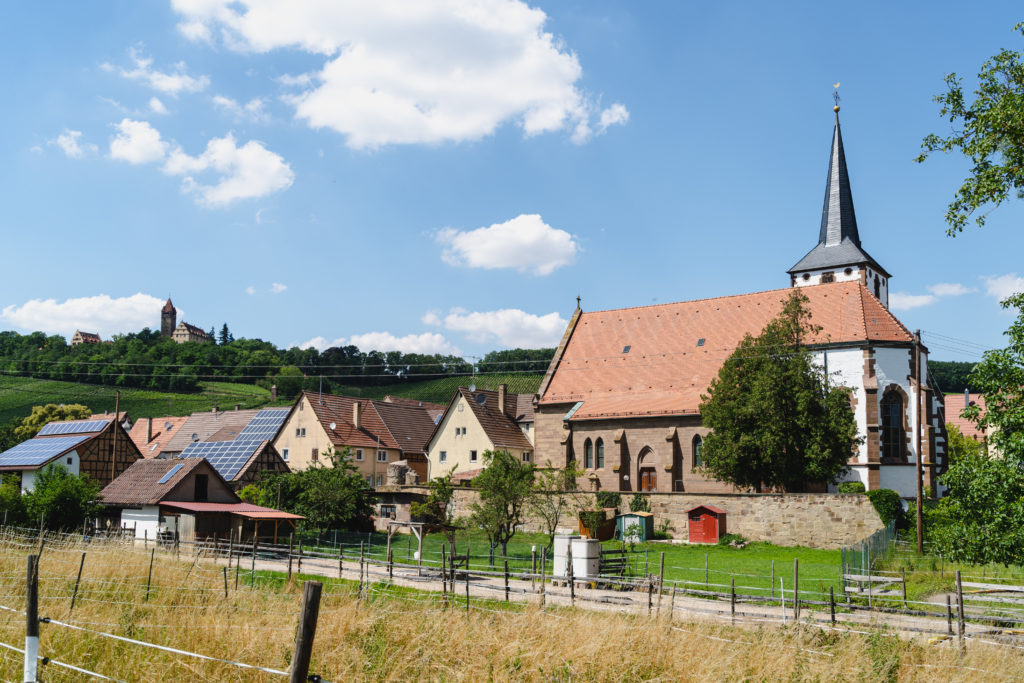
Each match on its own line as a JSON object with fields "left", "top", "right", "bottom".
{"left": 161, "top": 298, "right": 213, "bottom": 344}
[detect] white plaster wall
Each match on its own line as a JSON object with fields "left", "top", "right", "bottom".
{"left": 19, "top": 450, "right": 81, "bottom": 493}
{"left": 121, "top": 506, "right": 161, "bottom": 539}
{"left": 813, "top": 348, "right": 867, "bottom": 463}
{"left": 793, "top": 265, "right": 889, "bottom": 307}
{"left": 880, "top": 467, "right": 918, "bottom": 497}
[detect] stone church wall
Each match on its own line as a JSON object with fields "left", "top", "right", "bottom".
{"left": 408, "top": 487, "right": 883, "bottom": 549}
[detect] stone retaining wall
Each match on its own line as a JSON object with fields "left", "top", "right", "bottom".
{"left": 403, "top": 487, "right": 882, "bottom": 549}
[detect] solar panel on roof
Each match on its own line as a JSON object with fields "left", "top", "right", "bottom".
{"left": 237, "top": 408, "right": 290, "bottom": 440}
{"left": 180, "top": 439, "right": 263, "bottom": 481}
{"left": 37, "top": 419, "right": 109, "bottom": 436}
{"left": 0, "top": 435, "right": 92, "bottom": 467}
{"left": 157, "top": 463, "right": 185, "bottom": 485}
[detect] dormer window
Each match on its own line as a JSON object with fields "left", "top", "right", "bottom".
{"left": 821, "top": 271, "right": 835, "bottom": 283}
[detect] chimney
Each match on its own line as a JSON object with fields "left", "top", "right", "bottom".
{"left": 145, "top": 418, "right": 153, "bottom": 443}
{"left": 353, "top": 401, "right": 362, "bottom": 429}
{"left": 498, "top": 384, "right": 508, "bottom": 416}
{"left": 212, "top": 405, "right": 218, "bottom": 415}
{"left": 270, "top": 385, "right": 278, "bottom": 401}
{"left": 235, "top": 403, "right": 241, "bottom": 411}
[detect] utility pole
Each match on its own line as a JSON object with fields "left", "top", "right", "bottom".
{"left": 915, "top": 330, "right": 924, "bottom": 554}
{"left": 110, "top": 390, "right": 121, "bottom": 485}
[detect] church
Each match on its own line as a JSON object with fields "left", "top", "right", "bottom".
{"left": 533, "top": 106, "right": 946, "bottom": 499}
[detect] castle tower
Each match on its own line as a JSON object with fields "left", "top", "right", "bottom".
{"left": 788, "top": 105, "right": 891, "bottom": 306}
{"left": 161, "top": 298, "right": 177, "bottom": 337}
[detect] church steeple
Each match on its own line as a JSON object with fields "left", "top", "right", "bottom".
{"left": 788, "top": 101, "right": 891, "bottom": 307}
{"left": 819, "top": 111, "right": 860, "bottom": 248}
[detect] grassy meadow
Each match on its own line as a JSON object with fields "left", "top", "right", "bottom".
{"left": 0, "top": 531, "right": 1020, "bottom": 681}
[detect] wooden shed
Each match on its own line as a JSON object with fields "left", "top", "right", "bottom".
{"left": 687, "top": 505, "right": 726, "bottom": 544}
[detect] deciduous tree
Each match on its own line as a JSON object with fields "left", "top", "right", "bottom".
{"left": 528, "top": 460, "right": 585, "bottom": 551}
{"left": 14, "top": 404, "right": 91, "bottom": 441}
{"left": 698, "top": 291, "right": 860, "bottom": 492}
{"left": 470, "top": 450, "right": 534, "bottom": 557}
{"left": 916, "top": 23, "right": 1024, "bottom": 234}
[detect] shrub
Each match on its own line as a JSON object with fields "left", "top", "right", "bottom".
{"left": 865, "top": 488, "right": 903, "bottom": 527}
{"left": 595, "top": 491, "right": 621, "bottom": 509}
{"left": 838, "top": 481, "right": 866, "bottom": 494}
{"left": 718, "top": 533, "right": 748, "bottom": 547}
{"left": 579, "top": 509, "right": 606, "bottom": 537}
{"left": 628, "top": 493, "right": 650, "bottom": 512}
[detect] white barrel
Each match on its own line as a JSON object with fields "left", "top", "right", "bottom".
{"left": 552, "top": 534, "right": 579, "bottom": 578}
{"left": 571, "top": 538, "right": 601, "bottom": 579}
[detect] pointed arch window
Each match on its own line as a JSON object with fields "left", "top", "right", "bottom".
{"left": 692, "top": 435, "right": 703, "bottom": 469}
{"left": 595, "top": 438, "right": 604, "bottom": 469}
{"left": 874, "top": 275, "right": 881, "bottom": 299}
{"left": 583, "top": 438, "right": 593, "bottom": 469}
{"left": 881, "top": 391, "right": 905, "bottom": 461}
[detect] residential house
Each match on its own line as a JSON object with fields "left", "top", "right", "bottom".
{"left": 943, "top": 391, "right": 993, "bottom": 454}
{"left": 0, "top": 416, "right": 142, "bottom": 492}
{"left": 70, "top": 330, "right": 101, "bottom": 346}
{"left": 272, "top": 391, "right": 436, "bottom": 486}
{"left": 161, "top": 408, "right": 262, "bottom": 457}
{"left": 129, "top": 416, "right": 190, "bottom": 459}
{"left": 426, "top": 385, "right": 535, "bottom": 479}
{"left": 177, "top": 407, "right": 291, "bottom": 488}
{"left": 99, "top": 458, "right": 302, "bottom": 542}
{"left": 534, "top": 108, "right": 947, "bottom": 499}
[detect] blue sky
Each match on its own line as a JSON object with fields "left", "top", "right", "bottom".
{"left": 2, "top": 1, "right": 1022, "bottom": 363}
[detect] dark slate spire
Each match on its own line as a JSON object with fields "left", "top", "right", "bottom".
{"left": 788, "top": 106, "right": 890, "bottom": 277}
{"left": 819, "top": 112, "right": 859, "bottom": 247}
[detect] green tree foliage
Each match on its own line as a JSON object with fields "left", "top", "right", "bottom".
{"left": 0, "top": 420, "right": 21, "bottom": 452}
{"left": 219, "top": 324, "right": 234, "bottom": 345}
{"left": 273, "top": 366, "right": 305, "bottom": 399}
{"left": 837, "top": 481, "right": 866, "bottom": 494}
{"left": 478, "top": 348, "right": 556, "bottom": 373}
{"left": 470, "top": 450, "right": 535, "bottom": 556}
{"left": 14, "top": 404, "right": 91, "bottom": 441}
{"left": 628, "top": 493, "right": 650, "bottom": 512}
{"left": 698, "top": 291, "right": 860, "bottom": 492}
{"left": 410, "top": 470, "right": 458, "bottom": 528}
{"left": 595, "top": 491, "right": 621, "bottom": 509}
{"left": 0, "top": 465, "right": 102, "bottom": 530}
{"left": 865, "top": 489, "right": 904, "bottom": 527}
{"left": 528, "top": 460, "right": 585, "bottom": 551}
{"left": 945, "top": 422, "right": 983, "bottom": 465}
{"left": 916, "top": 23, "right": 1024, "bottom": 234}
{"left": 0, "top": 475, "right": 26, "bottom": 525}
{"left": 934, "top": 293, "right": 1024, "bottom": 565}
{"left": 929, "top": 361, "right": 976, "bottom": 393}
{"left": 247, "top": 448, "right": 374, "bottom": 530}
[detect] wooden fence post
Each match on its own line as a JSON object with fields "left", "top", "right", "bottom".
{"left": 956, "top": 570, "right": 965, "bottom": 647}
{"left": 289, "top": 581, "right": 323, "bottom": 683}
{"left": 568, "top": 543, "right": 575, "bottom": 607}
{"left": 730, "top": 578, "right": 736, "bottom": 624}
{"left": 251, "top": 536, "right": 258, "bottom": 588}
{"left": 24, "top": 554, "right": 39, "bottom": 683}
{"left": 297, "top": 543, "right": 303, "bottom": 575}
{"left": 901, "top": 567, "right": 908, "bottom": 609}
{"left": 69, "top": 551, "right": 86, "bottom": 615}
{"left": 145, "top": 548, "right": 155, "bottom": 601}
{"left": 288, "top": 533, "right": 294, "bottom": 580}
{"left": 531, "top": 547, "right": 537, "bottom": 593}
{"left": 946, "top": 595, "right": 953, "bottom": 635}
{"left": 793, "top": 558, "right": 799, "bottom": 621}
{"left": 504, "top": 560, "right": 510, "bottom": 603}
{"left": 388, "top": 549, "right": 394, "bottom": 581}
{"left": 657, "top": 552, "right": 665, "bottom": 616}
{"left": 829, "top": 585, "right": 835, "bottom": 625}
{"left": 442, "top": 545, "right": 447, "bottom": 599}
{"left": 540, "top": 547, "right": 547, "bottom": 609}
{"left": 359, "top": 542, "right": 365, "bottom": 601}
{"left": 669, "top": 584, "right": 676, "bottom": 621}
{"left": 222, "top": 566, "right": 228, "bottom": 599}
{"left": 465, "top": 568, "right": 470, "bottom": 614}
{"left": 338, "top": 545, "right": 343, "bottom": 579}
{"left": 227, "top": 531, "right": 234, "bottom": 569}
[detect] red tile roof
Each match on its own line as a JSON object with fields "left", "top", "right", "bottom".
{"left": 128, "top": 416, "right": 190, "bottom": 458}
{"left": 159, "top": 501, "right": 304, "bottom": 519}
{"left": 301, "top": 392, "right": 438, "bottom": 455}
{"left": 383, "top": 395, "right": 446, "bottom": 421}
{"left": 541, "top": 281, "right": 915, "bottom": 420}
{"left": 943, "top": 393, "right": 987, "bottom": 441}
{"left": 99, "top": 458, "right": 214, "bottom": 506}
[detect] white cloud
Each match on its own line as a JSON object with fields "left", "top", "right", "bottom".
{"left": 927, "top": 282, "right": 976, "bottom": 297}
{"left": 51, "top": 130, "right": 97, "bottom": 159}
{"left": 109, "top": 46, "right": 209, "bottom": 96}
{"left": 109, "top": 119, "right": 169, "bottom": 164}
{"left": 437, "top": 214, "right": 577, "bottom": 276}
{"left": 270, "top": 282, "right": 288, "bottom": 293}
{"left": 213, "top": 94, "right": 269, "bottom": 122}
{"left": 171, "top": 0, "right": 626, "bottom": 148}
{"left": 983, "top": 273, "right": 1024, "bottom": 301}
{"left": 421, "top": 310, "right": 442, "bottom": 326}
{"left": 0, "top": 293, "right": 170, "bottom": 338}
{"left": 299, "top": 331, "right": 459, "bottom": 355}
{"left": 598, "top": 103, "right": 629, "bottom": 133}
{"left": 441, "top": 308, "right": 566, "bottom": 347}
{"left": 245, "top": 286, "right": 256, "bottom": 295}
{"left": 149, "top": 97, "right": 169, "bottom": 114}
{"left": 889, "top": 292, "right": 937, "bottom": 311}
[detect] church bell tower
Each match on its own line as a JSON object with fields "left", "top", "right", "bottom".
{"left": 161, "top": 298, "right": 177, "bottom": 337}
{"left": 788, "top": 101, "right": 891, "bottom": 307}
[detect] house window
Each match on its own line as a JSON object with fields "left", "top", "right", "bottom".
{"left": 523, "top": 423, "right": 530, "bottom": 433}
{"left": 821, "top": 271, "right": 835, "bottom": 283}
{"left": 377, "top": 450, "right": 388, "bottom": 463}
{"left": 595, "top": 438, "right": 604, "bottom": 468}
{"left": 583, "top": 438, "right": 593, "bottom": 469}
{"left": 67, "top": 457, "right": 73, "bottom": 465}
{"left": 454, "top": 427, "right": 460, "bottom": 437}
{"left": 311, "top": 448, "right": 319, "bottom": 462}
{"left": 282, "top": 448, "right": 289, "bottom": 462}
{"left": 522, "top": 452, "right": 531, "bottom": 462}
{"left": 296, "top": 428, "right": 300, "bottom": 437}
{"left": 376, "top": 474, "right": 383, "bottom": 487}
{"left": 470, "top": 450, "right": 478, "bottom": 462}
{"left": 355, "top": 449, "right": 364, "bottom": 461}
{"left": 194, "top": 474, "right": 208, "bottom": 502}
{"left": 440, "top": 451, "right": 447, "bottom": 463}
{"left": 881, "top": 391, "right": 905, "bottom": 461}
{"left": 301, "top": 427, "right": 306, "bottom": 437}
{"left": 692, "top": 435, "right": 703, "bottom": 469}
{"left": 380, "top": 504, "right": 396, "bottom": 519}
{"left": 874, "top": 275, "right": 881, "bottom": 299}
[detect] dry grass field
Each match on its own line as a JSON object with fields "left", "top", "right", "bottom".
{"left": 0, "top": 532, "right": 1021, "bottom": 682}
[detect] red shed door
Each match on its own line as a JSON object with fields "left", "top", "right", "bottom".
{"left": 688, "top": 511, "right": 707, "bottom": 543}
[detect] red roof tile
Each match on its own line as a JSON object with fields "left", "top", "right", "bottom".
{"left": 302, "top": 392, "right": 438, "bottom": 456}
{"left": 100, "top": 458, "right": 214, "bottom": 506}
{"left": 159, "top": 501, "right": 303, "bottom": 519}
{"left": 128, "top": 416, "right": 190, "bottom": 458}
{"left": 943, "top": 393, "right": 987, "bottom": 441}
{"left": 541, "top": 281, "right": 915, "bottom": 419}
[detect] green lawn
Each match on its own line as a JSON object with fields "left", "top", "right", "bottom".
{"left": 303, "top": 528, "right": 841, "bottom": 602}
{"left": 0, "top": 375, "right": 286, "bottom": 423}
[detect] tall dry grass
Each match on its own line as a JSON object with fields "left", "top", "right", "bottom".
{"left": 0, "top": 531, "right": 1020, "bottom": 681}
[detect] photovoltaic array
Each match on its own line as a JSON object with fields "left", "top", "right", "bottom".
{"left": 0, "top": 435, "right": 92, "bottom": 467}
{"left": 38, "top": 419, "right": 110, "bottom": 436}
{"left": 236, "top": 408, "right": 290, "bottom": 441}
{"left": 180, "top": 439, "right": 263, "bottom": 481}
